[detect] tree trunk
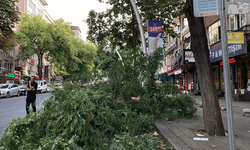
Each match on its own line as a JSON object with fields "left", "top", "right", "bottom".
{"left": 183, "top": 0, "right": 225, "bottom": 136}
{"left": 38, "top": 52, "right": 44, "bottom": 80}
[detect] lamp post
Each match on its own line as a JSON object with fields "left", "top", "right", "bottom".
{"left": 129, "top": 0, "right": 146, "bottom": 55}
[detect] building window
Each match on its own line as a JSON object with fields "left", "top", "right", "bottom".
{"left": 37, "top": 9, "right": 43, "bottom": 17}
{"left": 28, "top": 0, "right": 36, "bottom": 14}
{"left": 208, "top": 20, "right": 221, "bottom": 45}
{"left": 229, "top": 14, "right": 247, "bottom": 31}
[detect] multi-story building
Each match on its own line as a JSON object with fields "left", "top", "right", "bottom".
{"left": 159, "top": 12, "right": 250, "bottom": 97}
{"left": 10, "top": 0, "right": 53, "bottom": 83}
{"left": 71, "top": 26, "right": 82, "bottom": 39}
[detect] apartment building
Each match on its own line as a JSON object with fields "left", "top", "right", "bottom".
{"left": 158, "top": 13, "right": 250, "bottom": 96}
{"left": 71, "top": 26, "right": 82, "bottom": 39}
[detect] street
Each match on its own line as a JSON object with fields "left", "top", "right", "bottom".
{"left": 0, "top": 93, "right": 52, "bottom": 138}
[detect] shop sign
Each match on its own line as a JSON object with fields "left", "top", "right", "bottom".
{"left": 8, "top": 73, "right": 15, "bottom": 78}
{"left": 174, "top": 69, "right": 182, "bottom": 75}
{"left": 31, "top": 59, "right": 35, "bottom": 63}
{"left": 14, "top": 71, "right": 21, "bottom": 79}
{"left": 184, "top": 50, "right": 195, "bottom": 63}
{"left": 227, "top": 32, "right": 244, "bottom": 44}
{"left": 210, "top": 44, "right": 246, "bottom": 63}
{"left": 162, "top": 67, "right": 166, "bottom": 73}
{"left": 0, "top": 71, "right": 5, "bottom": 76}
{"left": 165, "top": 38, "right": 177, "bottom": 54}
{"left": 168, "top": 72, "right": 174, "bottom": 76}
{"left": 220, "top": 58, "right": 236, "bottom": 65}
{"left": 4, "top": 72, "right": 9, "bottom": 78}
{"left": 166, "top": 65, "right": 171, "bottom": 72}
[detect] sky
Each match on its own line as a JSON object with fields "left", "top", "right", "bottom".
{"left": 45, "top": 0, "right": 110, "bottom": 41}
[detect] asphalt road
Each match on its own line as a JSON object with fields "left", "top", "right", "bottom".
{"left": 0, "top": 93, "right": 52, "bottom": 138}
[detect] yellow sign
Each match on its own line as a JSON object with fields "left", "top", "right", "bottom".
{"left": 227, "top": 32, "right": 244, "bottom": 44}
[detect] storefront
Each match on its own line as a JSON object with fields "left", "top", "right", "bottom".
{"left": 183, "top": 49, "right": 196, "bottom": 93}
{"left": 210, "top": 41, "right": 248, "bottom": 95}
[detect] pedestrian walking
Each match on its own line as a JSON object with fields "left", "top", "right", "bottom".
{"left": 26, "top": 76, "right": 38, "bottom": 114}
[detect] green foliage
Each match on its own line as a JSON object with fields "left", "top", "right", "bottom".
{"left": 0, "top": 48, "right": 196, "bottom": 150}
{"left": 0, "top": 0, "right": 19, "bottom": 51}
{"left": 86, "top": 0, "right": 185, "bottom": 47}
{"left": 16, "top": 14, "right": 96, "bottom": 81}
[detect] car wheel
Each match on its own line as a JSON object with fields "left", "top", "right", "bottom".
{"left": 17, "top": 91, "right": 20, "bottom": 97}
{"left": 45, "top": 89, "right": 47, "bottom": 93}
{"left": 6, "top": 92, "right": 10, "bottom": 98}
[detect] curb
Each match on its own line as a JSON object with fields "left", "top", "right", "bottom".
{"left": 153, "top": 120, "right": 191, "bottom": 150}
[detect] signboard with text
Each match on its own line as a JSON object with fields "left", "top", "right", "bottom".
{"left": 148, "top": 21, "right": 163, "bottom": 55}
{"left": 210, "top": 44, "right": 246, "bottom": 63}
{"left": 227, "top": 32, "right": 244, "bottom": 44}
{"left": 193, "top": 0, "right": 219, "bottom": 17}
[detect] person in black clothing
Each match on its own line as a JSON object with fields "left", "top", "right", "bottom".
{"left": 26, "top": 76, "right": 38, "bottom": 114}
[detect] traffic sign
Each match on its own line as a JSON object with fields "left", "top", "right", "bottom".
{"left": 227, "top": 32, "right": 244, "bottom": 44}
{"left": 193, "top": 0, "right": 220, "bottom": 17}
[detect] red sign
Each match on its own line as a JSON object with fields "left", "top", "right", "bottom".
{"left": 14, "top": 71, "right": 21, "bottom": 79}
{"left": 4, "top": 72, "right": 8, "bottom": 79}
{"left": 31, "top": 59, "right": 35, "bottom": 63}
{"left": 220, "top": 58, "right": 236, "bottom": 65}
{"left": 166, "top": 65, "right": 171, "bottom": 72}
{"left": 148, "top": 26, "right": 162, "bottom": 33}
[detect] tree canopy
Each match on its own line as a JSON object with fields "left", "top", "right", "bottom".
{"left": 16, "top": 14, "right": 96, "bottom": 81}
{"left": 0, "top": 0, "right": 19, "bottom": 51}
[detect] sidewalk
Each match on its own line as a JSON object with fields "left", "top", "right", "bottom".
{"left": 154, "top": 96, "right": 250, "bottom": 150}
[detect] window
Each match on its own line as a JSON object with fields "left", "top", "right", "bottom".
{"left": 208, "top": 20, "right": 221, "bottom": 45}
{"left": 37, "top": 9, "right": 43, "bottom": 17}
{"left": 229, "top": 14, "right": 247, "bottom": 30}
{"left": 28, "top": 0, "right": 36, "bottom": 14}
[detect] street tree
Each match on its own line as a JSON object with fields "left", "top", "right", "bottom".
{"left": 0, "top": 0, "right": 19, "bottom": 51}
{"left": 15, "top": 13, "right": 55, "bottom": 79}
{"left": 91, "top": 0, "right": 225, "bottom": 136}
{"left": 47, "top": 20, "right": 97, "bottom": 82}
{"left": 183, "top": 0, "right": 225, "bottom": 136}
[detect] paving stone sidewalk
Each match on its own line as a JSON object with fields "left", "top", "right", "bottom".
{"left": 154, "top": 96, "right": 250, "bottom": 150}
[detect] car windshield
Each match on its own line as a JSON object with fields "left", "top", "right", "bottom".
{"left": 0, "top": 85, "right": 9, "bottom": 88}
{"left": 21, "top": 85, "right": 27, "bottom": 89}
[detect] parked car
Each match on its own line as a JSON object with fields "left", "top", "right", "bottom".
{"left": 0, "top": 84, "right": 20, "bottom": 98}
{"left": 19, "top": 85, "right": 28, "bottom": 96}
{"left": 36, "top": 80, "right": 48, "bottom": 93}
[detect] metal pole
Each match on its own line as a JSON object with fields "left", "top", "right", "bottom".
{"left": 219, "top": 0, "right": 236, "bottom": 149}
{"left": 130, "top": 0, "right": 146, "bottom": 55}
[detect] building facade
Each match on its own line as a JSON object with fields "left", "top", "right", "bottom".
{"left": 71, "top": 26, "right": 82, "bottom": 39}
{"left": 159, "top": 13, "right": 250, "bottom": 96}
{"left": 9, "top": 0, "right": 53, "bottom": 83}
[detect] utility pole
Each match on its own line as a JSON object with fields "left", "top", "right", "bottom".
{"left": 219, "top": 0, "right": 236, "bottom": 149}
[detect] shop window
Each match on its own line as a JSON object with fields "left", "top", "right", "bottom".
{"left": 229, "top": 14, "right": 247, "bottom": 31}
{"left": 208, "top": 20, "right": 221, "bottom": 45}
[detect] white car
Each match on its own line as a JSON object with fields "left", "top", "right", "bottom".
{"left": 0, "top": 84, "right": 20, "bottom": 98}
{"left": 36, "top": 80, "right": 48, "bottom": 93}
